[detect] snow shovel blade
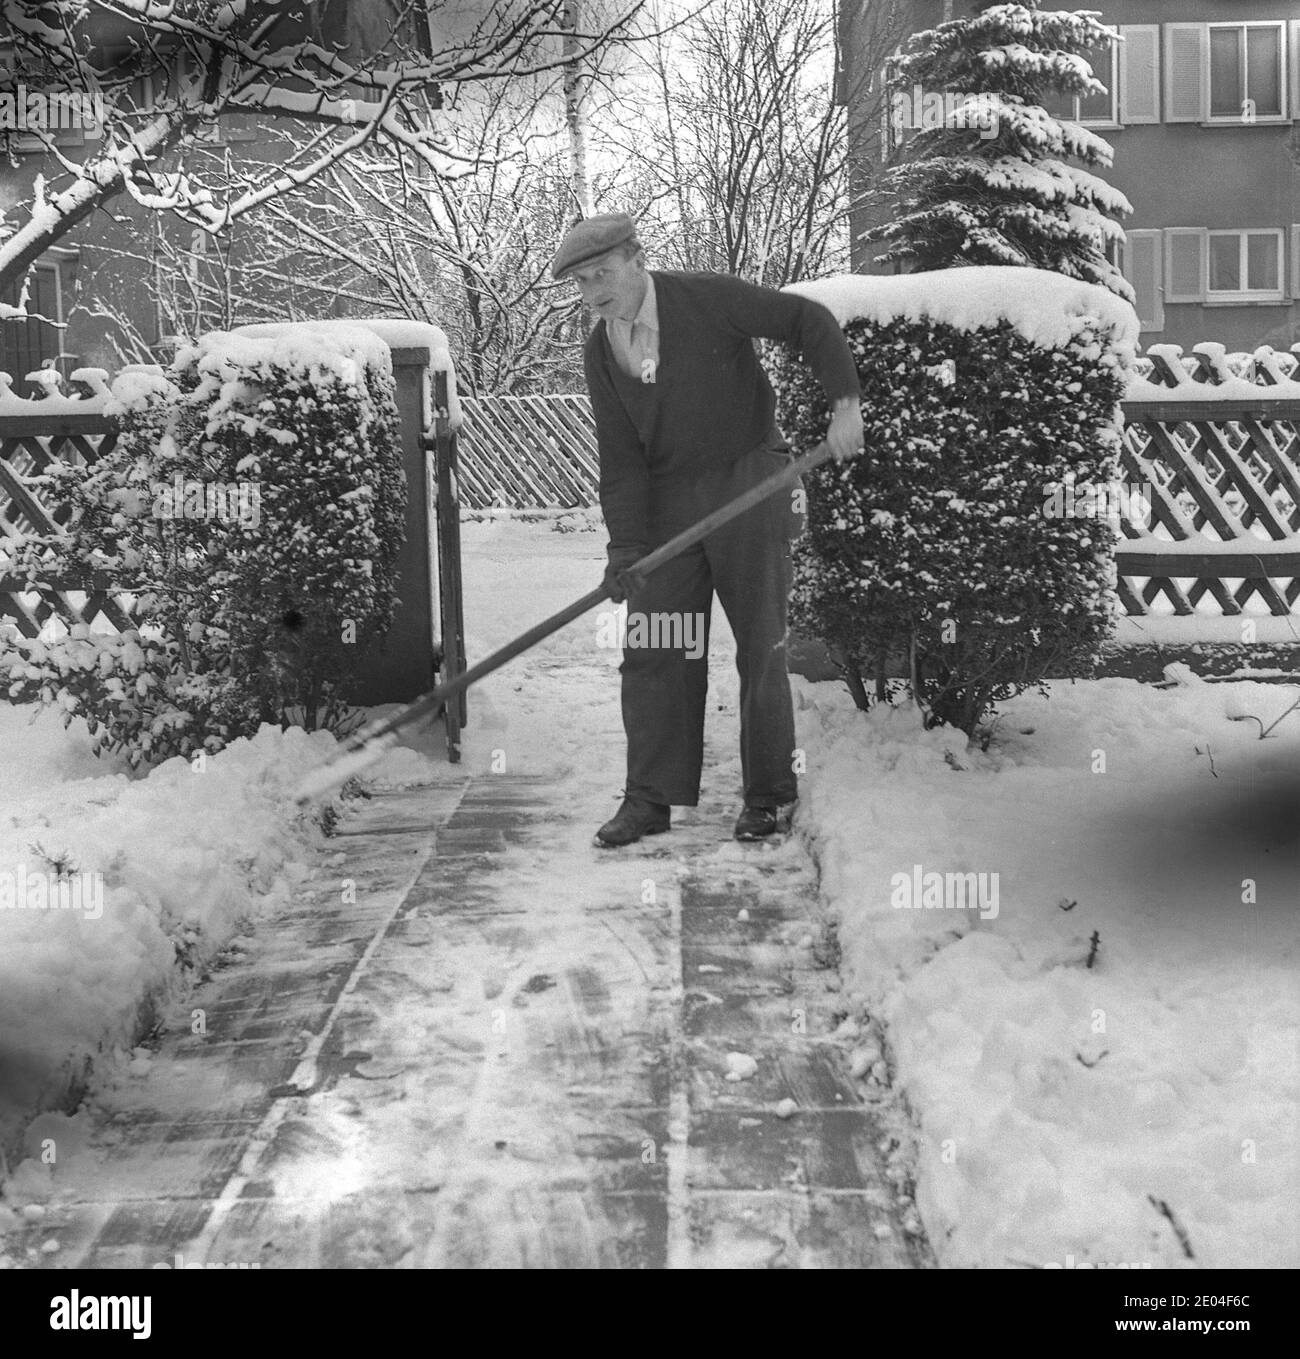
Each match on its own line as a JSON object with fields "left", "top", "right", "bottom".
{"left": 292, "top": 439, "right": 837, "bottom": 806}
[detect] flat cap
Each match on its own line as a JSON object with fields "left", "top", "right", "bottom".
{"left": 551, "top": 212, "right": 638, "bottom": 279}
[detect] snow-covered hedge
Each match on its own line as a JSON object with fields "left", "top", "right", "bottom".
{"left": 774, "top": 267, "right": 1138, "bottom": 735}
{"left": 0, "top": 326, "right": 406, "bottom": 766}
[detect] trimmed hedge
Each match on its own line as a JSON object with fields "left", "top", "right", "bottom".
{"left": 1, "top": 327, "right": 406, "bottom": 766}
{"left": 770, "top": 311, "right": 1129, "bottom": 735}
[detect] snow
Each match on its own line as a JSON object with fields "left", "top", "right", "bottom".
{"left": 411, "top": 516, "right": 1297, "bottom": 1269}
{"left": 1127, "top": 342, "right": 1300, "bottom": 401}
{"left": 232, "top": 317, "right": 462, "bottom": 428}
{"left": 1118, "top": 531, "right": 1300, "bottom": 557}
{"left": 1128, "top": 374, "right": 1300, "bottom": 403}
{"left": 183, "top": 323, "right": 393, "bottom": 393}
{"left": 971, "top": 95, "right": 1118, "bottom": 166}
{"left": 0, "top": 705, "right": 365, "bottom": 1152}
{"left": 291, "top": 728, "right": 402, "bottom": 805}
{"left": 724, "top": 1052, "right": 759, "bottom": 1082}
{"left": 0, "top": 367, "right": 117, "bottom": 416}
{"left": 943, "top": 156, "right": 1131, "bottom": 218}
{"left": 799, "top": 674, "right": 1299, "bottom": 1268}
{"left": 101, "top": 367, "right": 177, "bottom": 417}
{"left": 0, "top": 512, "right": 600, "bottom": 1172}
{"left": 1, "top": 514, "right": 1296, "bottom": 1269}
{"left": 785, "top": 265, "right": 1139, "bottom": 356}
{"left": 1113, "top": 615, "right": 1300, "bottom": 647}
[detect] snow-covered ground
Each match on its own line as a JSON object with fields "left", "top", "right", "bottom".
{"left": 2, "top": 511, "right": 1296, "bottom": 1269}
{"left": 430, "top": 512, "right": 1300, "bottom": 1270}
{"left": 0, "top": 709, "right": 340, "bottom": 1155}
{"left": 0, "top": 507, "right": 626, "bottom": 1178}
{"left": 800, "top": 675, "right": 1299, "bottom": 1270}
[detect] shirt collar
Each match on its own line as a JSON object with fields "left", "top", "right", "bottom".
{"left": 612, "top": 273, "right": 657, "bottom": 334}
{"left": 634, "top": 273, "right": 658, "bottom": 333}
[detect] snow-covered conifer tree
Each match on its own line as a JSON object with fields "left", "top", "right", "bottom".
{"left": 868, "top": 2, "right": 1133, "bottom": 302}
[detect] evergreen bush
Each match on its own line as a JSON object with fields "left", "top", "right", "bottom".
{"left": 770, "top": 270, "right": 1135, "bottom": 735}
{"left": 1, "top": 326, "right": 406, "bottom": 766}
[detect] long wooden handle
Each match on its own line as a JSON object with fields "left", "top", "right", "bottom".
{"left": 622, "top": 439, "right": 834, "bottom": 587}
{"left": 295, "top": 440, "right": 837, "bottom": 801}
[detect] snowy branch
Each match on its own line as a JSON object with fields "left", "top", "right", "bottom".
{"left": 0, "top": 0, "right": 643, "bottom": 291}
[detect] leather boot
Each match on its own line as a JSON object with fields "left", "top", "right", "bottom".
{"left": 595, "top": 795, "right": 671, "bottom": 848}
{"left": 734, "top": 804, "right": 782, "bottom": 841}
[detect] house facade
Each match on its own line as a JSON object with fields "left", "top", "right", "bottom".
{"left": 842, "top": 0, "right": 1300, "bottom": 351}
{"left": 0, "top": 0, "right": 425, "bottom": 393}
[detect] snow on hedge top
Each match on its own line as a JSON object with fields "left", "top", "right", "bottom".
{"left": 232, "top": 317, "right": 461, "bottom": 427}
{"left": 199, "top": 322, "right": 394, "bottom": 384}
{"left": 785, "top": 266, "right": 1139, "bottom": 356}
{"left": 103, "top": 365, "right": 180, "bottom": 417}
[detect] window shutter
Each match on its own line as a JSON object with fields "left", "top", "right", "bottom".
{"left": 1164, "top": 24, "right": 1205, "bottom": 122}
{"left": 1119, "top": 25, "right": 1160, "bottom": 123}
{"left": 1290, "top": 20, "right": 1300, "bottom": 119}
{"left": 1290, "top": 224, "right": 1300, "bottom": 302}
{"left": 1165, "top": 228, "right": 1207, "bottom": 302}
{"left": 1124, "top": 230, "right": 1164, "bottom": 332}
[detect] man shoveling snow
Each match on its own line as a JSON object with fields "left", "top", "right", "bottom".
{"left": 551, "top": 212, "right": 865, "bottom": 846}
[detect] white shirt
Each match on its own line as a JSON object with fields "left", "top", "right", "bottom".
{"left": 607, "top": 274, "right": 660, "bottom": 383}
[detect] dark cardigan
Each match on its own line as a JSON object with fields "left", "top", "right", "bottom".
{"left": 582, "top": 270, "right": 860, "bottom": 550}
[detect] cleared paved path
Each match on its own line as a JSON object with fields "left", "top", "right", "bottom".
{"left": 23, "top": 769, "right": 930, "bottom": 1269}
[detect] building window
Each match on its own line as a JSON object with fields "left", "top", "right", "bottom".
{"left": 1164, "top": 227, "right": 1286, "bottom": 304}
{"left": 1207, "top": 229, "right": 1283, "bottom": 301}
{"left": 1040, "top": 37, "right": 1119, "bottom": 125}
{"left": 1166, "top": 21, "right": 1291, "bottom": 124}
{"left": 1207, "top": 22, "right": 1284, "bottom": 121}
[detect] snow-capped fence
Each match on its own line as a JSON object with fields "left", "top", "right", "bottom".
{"left": 4, "top": 338, "right": 1298, "bottom": 685}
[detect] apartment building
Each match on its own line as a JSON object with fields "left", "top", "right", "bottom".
{"left": 843, "top": 1, "right": 1300, "bottom": 350}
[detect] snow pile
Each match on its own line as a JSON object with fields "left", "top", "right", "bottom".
{"left": 0, "top": 706, "right": 347, "bottom": 1156}
{"left": 797, "top": 674, "right": 1300, "bottom": 1268}
{"left": 785, "top": 266, "right": 1139, "bottom": 359}
{"left": 232, "top": 317, "right": 462, "bottom": 428}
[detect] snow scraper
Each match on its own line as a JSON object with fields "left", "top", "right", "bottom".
{"left": 292, "top": 439, "right": 841, "bottom": 806}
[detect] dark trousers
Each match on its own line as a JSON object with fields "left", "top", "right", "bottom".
{"left": 622, "top": 438, "right": 802, "bottom": 809}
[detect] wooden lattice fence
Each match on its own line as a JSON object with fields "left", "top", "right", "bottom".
{"left": 1117, "top": 346, "right": 1300, "bottom": 620}
{"left": 456, "top": 394, "right": 599, "bottom": 508}
{"left": 457, "top": 349, "right": 1300, "bottom": 629}
{"left": 4, "top": 345, "right": 1300, "bottom": 652}
{"left": 0, "top": 368, "right": 138, "bottom": 639}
